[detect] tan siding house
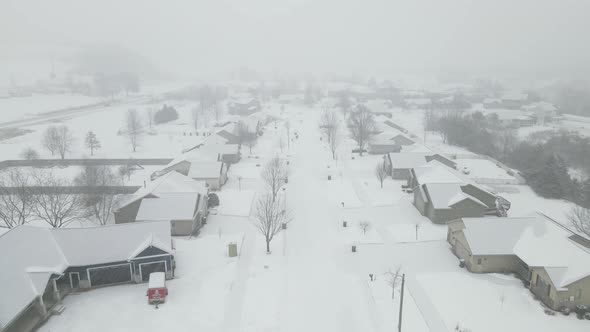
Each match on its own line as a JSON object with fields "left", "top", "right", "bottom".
{"left": 448, "top": 215, "right": 590, "bottom": 310}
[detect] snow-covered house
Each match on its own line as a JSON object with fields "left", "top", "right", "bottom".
{"left": 135, "top": 193, "right": 206, "bottom": 236}
{"left": 369, "top": 132, "right": 414, "bottom": 154}
{"left": 522, "top": 101, "right": 558, "bottom": 125}
{"left": 227, "top": 96, "right": 261, "bottom": 115}
{"left": 408, "top": 160, "right": 500, "bottom": 223}
{"left": 385, "top": 153, "right": 456, "bottom": 179}
{"left": 0, "top": 221, "right": 174, "bottom": 332}
{"left": 114, "top": 171, "right": 208, "bottom": 225}
{"left": 153, "top": 148, "right": 229, "bottom": 190}
{"left": 448, "top": 214, "right": 590, "bottom": 310}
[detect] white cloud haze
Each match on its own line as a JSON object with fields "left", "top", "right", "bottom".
{"left": 1, "top": 0, "right": 589, "bottom": 79}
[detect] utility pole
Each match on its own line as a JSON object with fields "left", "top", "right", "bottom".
{"left": 398, "top": 273, "right": 406, "bottom": 332}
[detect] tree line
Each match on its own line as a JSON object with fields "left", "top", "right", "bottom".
{"left": 0, "top": 165, "right": 122, "bottom": 229}
{"left": 429, "top": 112, "right": 590, "bottom": 208}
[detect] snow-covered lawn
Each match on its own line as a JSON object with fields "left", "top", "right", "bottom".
{"left": 501, "top": 185, "right": 577, "bottom": 225}
{"left": 358, "top": 178, "right": 405, "bottom": 206}
{"left": 367, "top": 277, "right": 430, "bottom": 332}
{"left": 387, "top": 222, "right": 447, "bottom": 243}
{"left": 216, "top": 190, "right": 256, "bottom": 217}
{"left": 341, "top": 222, "right": 384, "bottom": 245}
{"left": 325, "top": 180, "right": 363, "bottom": 208}
{"left": 417, "top": 271, "right": 589, "bottom": 332}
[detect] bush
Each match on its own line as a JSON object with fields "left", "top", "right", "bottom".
{"left": 154, "top": 105, "right": 178, "bottom": 124}
{"left": 20, "top": 147, "right": 39, "bottom": 160}
{"left": 559, "top": 306, "right": 571, "bottom": 316}
{"left": 208, "top": 193, "right": 219, "bottom": 208}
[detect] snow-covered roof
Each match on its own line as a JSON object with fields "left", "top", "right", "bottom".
{"left": 424, "top": 183, "right": 487, "bottom": 209}
{"left": 136, "top": 193, "right": 200, "bottom": 221}
{"left": 389, "top": 152, "right": 430, "bottom": 169}
{"left": 402, "top": 144, "right": 433, "bottom": 153}
{"left": 461, "top": 214, "right": 590, "bottom": 289}
{"left": 148, "top": 272, "right": 166, "bottom": 288}
{"left": 0, "top": 221, "right": 172, "bottom": 329}
{"left": 117, "top": 171, "right": 207, "bottom": 210}
{"left": 522, "top": 101, "right": 557, "bottom": 113}
{"left": 188, "top": 161, "right": 223, "bottom": 179}
{"left": 413, "top": 160, "right": 466, "bottom": 184}
{"left": 50, "top": 221, "right": 173, "bottom": 266}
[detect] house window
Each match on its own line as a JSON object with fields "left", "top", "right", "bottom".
{"left": 577, "top": 289, "right": 583, "bottom": 300}
{"left": 547, "top": 284, "right": 551, "bottom": 296}
{"left": 477, "top": 258, "right": 482, "bottom": 265}
{"left": 535, "top": 275, "right": 539, "bottom": 286}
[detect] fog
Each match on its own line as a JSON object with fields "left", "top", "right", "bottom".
{"left": 1, "top": 0, "right": 590, "bottom": 79}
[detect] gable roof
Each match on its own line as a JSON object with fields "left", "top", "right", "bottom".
{"left": 423, "top": 183, "right": 488, "bottom": 210}
{"left": 460, "top": 214, "right": 590, "bottom": 289}
{"left": 136, "top": 193, "right": 200, "bottom": 221}
{"left": 0, "top": 221, "right": 172, "bottom": 329}
{"left": 116, "top": 171, "right": 207, "bottom": 211}
{"left": 389, "top": 152, "right": 430, "bottom": 169}
{"left": 413, "top": 161, "right": 466, "bottom": 184}
{"left": 188, "top": 161, "right": 223, "bottom": 179}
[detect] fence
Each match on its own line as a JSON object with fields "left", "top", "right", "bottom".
{"left": 0, "top": 186, "right": 141, "bottom": 195}
{"left": 0, "top": 158, "right": 173, "bottom": 170}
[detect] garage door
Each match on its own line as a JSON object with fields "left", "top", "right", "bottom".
{"left": 140, "top": 261, "right": 167, "bottom": 282}
{"left": 88, "top": 263, "right": 132, "bottom": 287}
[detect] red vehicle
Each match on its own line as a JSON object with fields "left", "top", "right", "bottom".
{"left": 147, "top": 272, "right": 167, "bottom": 304}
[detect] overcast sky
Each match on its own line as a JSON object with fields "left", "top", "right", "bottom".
{"left": 1, "top": 0, "right": 589, "bottom": 80}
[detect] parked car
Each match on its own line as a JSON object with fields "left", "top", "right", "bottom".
{"left": 147, "top": 272, "right": 168, "bottom": 305}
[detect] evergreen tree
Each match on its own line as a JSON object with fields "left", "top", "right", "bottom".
{"left": 85, "top": 131, "right": 101, "bottom": 156}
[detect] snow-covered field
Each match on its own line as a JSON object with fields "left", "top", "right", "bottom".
{"left": 0, "top": 93, "right": 104, "bottom": 122}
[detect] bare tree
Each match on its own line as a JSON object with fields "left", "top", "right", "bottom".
{"left": 42, "top": 126, "right": 61, "bottom": 157}
{"left": 319, "top": 108, "right": 339, "bottom": 142}
{"left": 85, "top": 131, "right": 101, "bottom": 156}
{"left": 0, "top": 169, "right": 34, "bottom": 228}
{"left": 384, "top": 266, "right": 403, "bottom": 300}
{"left": 20, "top": 147, "right": 39, "bottom": 160}
{"left": 348, "top": 105, "right": 376, "bottom": 156}
{"left": 261, "top": 156, "right": 289, "bottom": 202}
{"left": 328, "top": 128, "right": 341, "bottom": 160}
{"left": 496, "top": 128, "right": 517, "bottom": 160}
{"left": 31, "top": 172, "right": 83, "bottom": 228}
{"left": 75, "top": 165, "right": 120, "bottom": 226}
{"left": 126, "top": 109, "right": 143, "bottom": 152}
{"left": 285, "top": 120, "right": 291, "bottom": 150}
{"left": 359, "top": 221, "right": 371, "bottom": 234}
{"left": 319, "top": 109, "right": 341, "bottom": 160}
{"left": 253, "top": 193, "right": 290, "bottom": 253}
{"left": 375, "top": 160, "right": 387, "bottom": 188}
{"left": 56, "top": 125, "right": 75, "bottom": 159}
{"left": 570, "top": 205, "right": 590, "bottom": 238}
